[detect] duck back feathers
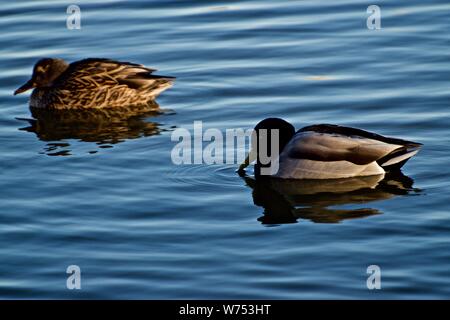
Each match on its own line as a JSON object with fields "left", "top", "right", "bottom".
{"left": 29, "top": 58, "right": 174, "bottom": 109}
{"left": 274, "top": 124, "right": 421, "bottom": 179}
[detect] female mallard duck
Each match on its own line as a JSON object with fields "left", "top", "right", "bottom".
{"left": 14, "top": 58, "right": 175, "bottom": 109}
{"left": 239, "top": 118, "right": 422, "bottom": 179}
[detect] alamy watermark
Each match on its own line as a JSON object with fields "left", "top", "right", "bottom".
{"left": 67, "top": 5, "right": 81, "bottom": 30}
{"left": 170, "top": 121, "right": 280, "bottom": 175}
{"left": 65, "top": 5, "right": 379, "bottom": 31}
{"left": 367, "top": 5, "right": 381, "bottom": 30}
{"left": 366, "top": 265, "right": 381, "bottom": 290}
{"left": 66, "top": 265, "right": 81, "bottom": 290}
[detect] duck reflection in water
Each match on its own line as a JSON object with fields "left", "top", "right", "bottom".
{"left": 241, "top": 172, "right": 421, "bottom": 224}
{"left": 17, "top": 101, "right": 169, "bottom": 156}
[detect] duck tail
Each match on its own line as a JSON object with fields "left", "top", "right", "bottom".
{"left": 119, "top": 73, "right": 175, "bottom": 97}
{"left": 377, "top": 142, "right": 422, "bottom": 171}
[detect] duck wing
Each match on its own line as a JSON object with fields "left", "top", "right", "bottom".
{"left": 292, "top": 124, "right": 422, "bottom": 168}
{"left": 298, "top": 124, "right": 421, "bottom": 149}
{"left": 53, "top": 58, "right": 174, "bottom": 91}
{"left": 272, "top": 124, "right": 421, "bottom": 179}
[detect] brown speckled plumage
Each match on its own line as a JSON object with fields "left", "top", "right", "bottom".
{"left": 15, "top": 58, "right": 175, "bottom": 109}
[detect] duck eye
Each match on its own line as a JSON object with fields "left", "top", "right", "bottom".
{"left": 34, "top": 71, "right": 45, "bottom": 82}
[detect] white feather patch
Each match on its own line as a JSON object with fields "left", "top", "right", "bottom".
{"left": 381, "top": 150, "right": 419, "bottom": 167}
{"left": 273, "top": 158, "right": 385, "bottom": 179}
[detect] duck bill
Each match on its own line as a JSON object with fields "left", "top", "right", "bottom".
{"left": 238, "top": 149, "right": 256, "bottom": 174}
{"left": 14, "top": 79, "right": 35, "bottom": 95}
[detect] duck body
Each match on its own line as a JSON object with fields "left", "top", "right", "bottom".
{"left": 15, "top": 58, "right": 174, "bottom": 109}
{"left": 274, "top": 124, "right": 421, "bottom": 179}
{"left": 241, "top": 119, "right": 422, "bottom": 180}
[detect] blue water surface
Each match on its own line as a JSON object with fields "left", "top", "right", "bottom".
{"left": 0, "top": 0, "right": 449, "bottom": 299}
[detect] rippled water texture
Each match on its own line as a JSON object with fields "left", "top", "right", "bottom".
{"left": 0, "top": 0, "right": 449, "bottom": 299}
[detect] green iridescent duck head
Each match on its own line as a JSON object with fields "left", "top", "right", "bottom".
{"left": 14, "top": 58, "right": 69, "bottom": 95}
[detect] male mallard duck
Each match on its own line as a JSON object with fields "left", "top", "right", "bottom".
{"left": 14, "top": 58, "right": 175, "bottom": 109}
{"left": 239, "top": 118, "right": 422, "bottom": 179}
